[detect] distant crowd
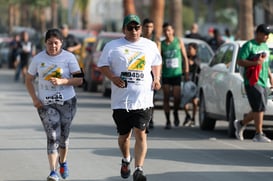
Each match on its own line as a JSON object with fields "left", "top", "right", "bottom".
{"left": 185, "top": 23, "right": 235, "bottom": 52}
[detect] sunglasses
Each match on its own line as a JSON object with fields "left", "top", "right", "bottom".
{"left": 127, "top": 25, "right": 141, "bottom": 31}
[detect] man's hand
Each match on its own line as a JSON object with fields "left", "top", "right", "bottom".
{"left": 111, "top": 76, "right": 126, "bottom": 88}
{"left": 152, "top": 80, "right": 161, "bottom": 90}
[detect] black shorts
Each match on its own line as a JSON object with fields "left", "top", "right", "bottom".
{"left": 112, "top": 108, "right": 152, "bottom": 135}
{"left": 245, "top": 84, "right": 267, "bottom": 112}
{"left": 162, "top": 76, "right": 182, "bottom": 86}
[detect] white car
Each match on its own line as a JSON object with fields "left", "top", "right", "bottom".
{"left": 198, "top": 41, "right": 273, "bottom": 137}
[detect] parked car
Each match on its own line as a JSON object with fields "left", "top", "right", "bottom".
{"left": 77, "top": 36, "right": 96, "bottom": 70}
{"left": 198, "top": 41, "right": 273, "bottom": 137}
{"left": 152, "top": 37, "right": 214, "bottom": 103}
{"left": 83, "top": 31, "right": 124, "bottom": 92}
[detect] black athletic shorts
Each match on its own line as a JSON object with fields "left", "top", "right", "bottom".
{"left": 245, "top": 84, "right": 267, "bottom": 112}
{"left": 112, "top": 108, "right": 152, "bottom": 135}
{"left": 162, "top": 76, "right": 182, "bottom": 86}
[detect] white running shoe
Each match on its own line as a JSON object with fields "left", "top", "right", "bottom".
{"left": 253, "top": 133, "right": 271, "bottom": 143}
{"left": 234, "top": 120, "right": 245, "bottom": 141}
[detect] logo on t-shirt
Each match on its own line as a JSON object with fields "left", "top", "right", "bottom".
{"left": 127, "top": 52, "right": 146, "bottom": 71}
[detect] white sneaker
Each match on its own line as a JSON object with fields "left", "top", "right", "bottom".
{"left": 233, "top": 120, "right": 245, "bottom": 141}
{"left": 253, "top": 133, "right": 271, "bottom": 143}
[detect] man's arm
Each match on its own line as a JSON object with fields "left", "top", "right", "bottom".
{"left": 179, "top": 38, "right": 189, "bottom": 80}
{"left": 237, "top": 54, "right": 266, "bottom": 67}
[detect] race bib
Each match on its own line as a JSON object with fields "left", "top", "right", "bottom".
{"left": 166, "top": 58, "right": 179, "bottom": 68}
{"left": 44, "top": 92, "right": 64, "bottom": 105}
{"left": 121, "top": 71, "right": 144, "bottom": 85}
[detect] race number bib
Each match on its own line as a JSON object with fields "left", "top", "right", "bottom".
{"left": 44, "top": 92, "right": 64, "bottom": 105}
{"left": 120, "top": 71, "right": 144, "bottom": 85}
{"left": 166, "top": 58, "right": 179, "bottom": 68}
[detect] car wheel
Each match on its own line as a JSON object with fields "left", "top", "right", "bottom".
{"left": 227, "top": 96, "right": 236, "bottom": 138}
{"left": 199, "top": 93, "right": 216, "bottom": 130}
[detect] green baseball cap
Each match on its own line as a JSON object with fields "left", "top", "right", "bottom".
{"left": 123, "top": 14, "right": 141, "bottom": 27}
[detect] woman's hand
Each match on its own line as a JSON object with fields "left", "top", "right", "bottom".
{"left": 33, "top": 97, "right": 43, "bottom": 109}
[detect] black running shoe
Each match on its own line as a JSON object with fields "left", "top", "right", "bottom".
{"left": 133, "top": 169, "right": 147, "bottom": 181}
{"left": 183, "top": 114, "right": 191, "bottom": 126}
{"left": 120, "top": 159, "right": 131, "bottom": 179}
{"left": 164, "top": 121, "right": 171, "bottom": 129}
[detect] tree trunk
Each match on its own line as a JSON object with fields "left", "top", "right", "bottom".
{"left": 20, "top": 4, "right": 29, "bottom": 27}
{"left": 239, "top": 0, "right": 253, "bottom": 40}
{"left": 170, "top": 0, "right": 183, "bottom": 37}
{"left": 123, "top": 0, "right": 136, "bottom": 16}
{"left": 151, "top": 0, "right": 165, "bottom": 42}
{"left": 81, "top": 10, "right": 89, "bottom": 30}
{"left": 51, "top": 0, "right": 58, "bottom": 28}
{"left": 8, "top": 4, "right": 15, "bottom": 35}
{"left": 40, "top": 7, "right": 46, "bottom": 34}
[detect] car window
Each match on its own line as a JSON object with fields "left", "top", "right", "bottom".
{"left": 209, "top": 44, "right": 230, "bottom": 67}
{"left": 220, "top": 44, "right": 234, "bottom": 68}
{"left": 197, "top": 43, "right": 213, "bottom": 64}
{"left": 235, "top": 46, "right": 243, "bottom": 73}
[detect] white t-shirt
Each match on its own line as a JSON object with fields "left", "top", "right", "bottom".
{"left": 28, "top": 50, "right": 80, "bottom": 104}
{"left": 98, "top": 37, "right": 162, "bottom": 110}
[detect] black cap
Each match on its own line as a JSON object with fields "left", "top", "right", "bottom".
{"left": 256, "top": 24, "right": 272, "bottom": 35}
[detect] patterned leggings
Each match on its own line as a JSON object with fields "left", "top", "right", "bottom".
{"left": 37, "top": 97, "right": 77, "bottom": 154}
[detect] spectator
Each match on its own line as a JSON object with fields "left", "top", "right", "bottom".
{"left": 182, "top": 42, "right": 201, "bottom": 127}
{"left": 60, "top": 24, "right": 82, "bottom": 53}
{"left": 9, "top": 34, "right": 20, "bottom": 69}
{"left": 185, "top": 23, "right": 204, "bottom": 40}
{"left": 208, "top": 28, "right": 224, "bottom": 52}
{"left": 223, "top": 28, "right": 235, "bottom": 42}
{"left": 235, "top": 24, "right": 273, "bottom": 143}
{"left": 14, "top": 31, "right": 35, "bottom": 82}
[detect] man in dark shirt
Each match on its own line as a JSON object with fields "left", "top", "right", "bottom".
{"left": 185, "top": 23, "right": 204, "bottom": 40}
{"left": 60, "top": 24, "right": 81, "bottom": 53}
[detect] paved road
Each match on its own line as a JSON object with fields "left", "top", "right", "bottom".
{"left": 0, "top": 68, "right": 273, "bottom": 181}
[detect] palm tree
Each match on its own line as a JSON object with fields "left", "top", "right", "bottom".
{"left": 239, "top": 0, "right": 253, "bottom": 40}
{"left": 150, "top": 0, "right": 165, "bottom": 42}
{"left": 51, "top": 0, "right": 58, "bottom": 28}
{"left": 170, "top": 0, "right": 182, "bottom": 37}
{"left": 73, "top": 0, "right": 91, "bottom": 29}
{"left": 123, "top": 0, "right": 136, "bottom": 16}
